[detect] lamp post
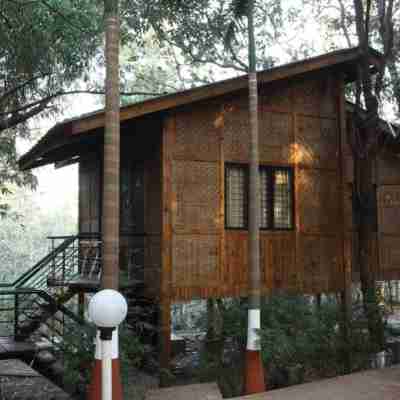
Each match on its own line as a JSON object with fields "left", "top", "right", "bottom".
{"left": 88, "top": 289, "right": 127, "bottom": 400}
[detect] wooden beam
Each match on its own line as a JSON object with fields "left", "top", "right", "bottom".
{"left": 338, "top": 73, "right": 352, "bottom": 372}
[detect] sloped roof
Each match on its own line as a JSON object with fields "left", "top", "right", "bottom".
{"left": 19, "top": 46, "right": 382, "bottom": 170}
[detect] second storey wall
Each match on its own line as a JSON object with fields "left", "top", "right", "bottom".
{"left": 163, "top": 71, "right": 347, "bottom": 301}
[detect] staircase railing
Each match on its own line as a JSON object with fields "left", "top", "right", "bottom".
{"left": 0, "top": 235, "right": 101, "bottom": 342}
{"left": 0, "top": 236, "right": 76, "bottom": 291}
{"left": 0, "top": 289, "right": 94, "bottom": 353}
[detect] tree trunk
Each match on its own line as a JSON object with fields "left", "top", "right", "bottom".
{"left": 244, "top": 0, "right": 265, "bottom": 394}
{"left": 102, "top": 0, "right": 120, "bottom": 290}
{"left": 355, "top": 154, "right": 385, "bottom": 350}
{"left": 352, "top": 0, "right": 385, "bottom": 352}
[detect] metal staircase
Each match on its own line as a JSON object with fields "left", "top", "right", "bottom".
{"left": 0, "top": 233, "right": 158, "bottom": 389}
{"left": 0, "top": 235, "right": 99, "bottom": 390}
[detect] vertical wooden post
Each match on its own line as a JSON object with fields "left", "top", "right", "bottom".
{"left": 78, "top": 292, "right": 85, "bottom": 320}
{"left": 160, "top": 114, "right": 174, "bottom": 385}
{"left": 338, "top": 74, "right": 352, "bottom": 373}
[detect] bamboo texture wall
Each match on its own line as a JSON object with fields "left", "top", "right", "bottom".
{"left": 164, "top": 72, "right": 347, "bottom": 301}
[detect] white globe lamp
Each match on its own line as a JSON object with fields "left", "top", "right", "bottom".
{"left": 88, "top": 289, "right": 127, "bottom": 400}
{"left": 88, "top": 289, "right": 128, "bottom": 329}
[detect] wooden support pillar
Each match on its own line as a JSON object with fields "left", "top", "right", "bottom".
{"left": 340, "top": 289, "right": 352, "bottom": 373}
{"left": 338, "top": 73, "right": 352, "bottom": 374}
{"left": 316, "top": 293, "right": 322, "bottom": 310}
{"left": 160, "top": 113, "right": 174, "bottom": 386}
{"left": 78, "top": 291, "right": 85, "bottom": 320}
{"left": 159, "top": 299, "right": 171, "bottom": 387}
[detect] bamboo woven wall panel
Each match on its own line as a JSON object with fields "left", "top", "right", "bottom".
{"left": 224, "top": 231, "right": 248, "bottom": 288}
{"left": 377, "top": 153, "right": 400, "bottom": 185}
{"left": 343, "top": 156, "right": 354, "bottom": 183}
{"left": 174, "top": 104, "right": 220, "bottom": 162}
{"left": 345, "top": 232, "right": 358, "bottom": 280}
{"left": 259, "top": 111, "right": 293, "bottom": 163}
{"left": 344, "top": 186, "right": 354, "bottom": 232}
{"left": 258, "top": 81, "right": 292, "bottom": 111}
{"left": 171, "top": 235, "right": 219, "bottom": 287}
{"left": 298, "top": 234, "right": 342, "bottom": 294}
{"left": 293, "top": 79, "right": 322, "bottom": 115}
{"left": 297, "top": 168, "right": 341, "bottom": 234}
{"left": 296, "top": 116, "right": 338, "bottom": 168}
{"left": 293, "top": 75, "right": 336, "bottom": 117}
{"left": 223, "top": 99, "right": 250, "bottom": 162}
{"left": 367, "top": 234, "right": 379, "bottom": 278}
{"left": 261, "top": 232, "right": 297, "bottom": 291}
{"left": 223, "top": 231, "right": 297, "bottom": 293}
{"left": 172, "top": 160, "right": 219, "bottom": 234}
{"left": 378, "top": 185, "right": 400, "bottom": 235}
{"left": 379, "top": 235, "right": 400, "bottom": 280}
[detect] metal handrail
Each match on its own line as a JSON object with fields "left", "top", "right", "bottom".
{"left": 0, "top": 236, "right": 76, "bottom": 289}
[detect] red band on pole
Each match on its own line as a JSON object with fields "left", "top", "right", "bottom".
{"left": 88, "top": 359, "right": 123, "bottom": 400}
{"left": 244, "top": 349, "right": 266, "bottom": 395}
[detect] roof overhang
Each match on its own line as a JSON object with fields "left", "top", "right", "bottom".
{"left": 19, "top": 46, "right": 382, "bottom": 171}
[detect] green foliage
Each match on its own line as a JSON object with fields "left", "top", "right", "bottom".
{"left": 120, "top": 323, "right": 147, "bottom": 375}
{"left": 62, "top": 324, "right": 96, "bottom": 393}
{"left": 0, "top": 0, "right": 102, "bottom": 190}
{"left": 196, "top": 294, "right": 380, "bottom": 395}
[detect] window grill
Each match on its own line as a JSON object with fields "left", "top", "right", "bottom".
{"left": 226, "top": 165, "right": 247, "bottom": 228}
{"left": 225, "top": 164, "right": 293, "bottom": 230}
{"left": 274, "top": 169, "right": 292, "bottom": 229}
{"left": 259, "top": 168, "right": 270, "bottom": 229}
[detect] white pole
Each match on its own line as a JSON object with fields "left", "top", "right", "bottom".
{"left": 102, "top": 337, "right": 112, "bottom": 400}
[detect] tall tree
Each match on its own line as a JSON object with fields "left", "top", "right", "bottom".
{"left": 351, "top": 0, "right": 395, "bottom": 350}
{"left": 0, "top": 1, "right": 101, "bottom": 191}
{"left": 226, "top": 0, "right": 265, "bottom": 394}
{"left": 102, "top": 0, "right": 120, "bottom": 290}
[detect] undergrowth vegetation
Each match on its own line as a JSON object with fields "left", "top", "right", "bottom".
{"left": 197, "top": 294, "right": 388, "bottom": 397}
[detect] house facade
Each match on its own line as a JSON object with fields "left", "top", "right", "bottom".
{"left": 19, "top": 46, "right": 400, "bottom": 364}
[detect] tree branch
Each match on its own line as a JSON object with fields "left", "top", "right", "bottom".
{"left": 337, "top": 0, "right": 353, "bottom": 47}
{"left": 0, "top": 101, "right": 51, "bottom": 132}
{"left": 0, "top": 73, "right": 50, "bottom": 104}
{"left": 0, "top": 88, "right": 166, "bottom": 117}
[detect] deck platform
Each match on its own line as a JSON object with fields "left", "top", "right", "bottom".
{"left": 0, "top": 337, "right": 35, "bottom": 359}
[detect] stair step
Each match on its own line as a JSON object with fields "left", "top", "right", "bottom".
{"left": 36, "top": 350, "right": 56, "bottom": 365}
{"left": 34, "top": 339, "right": 54, "bottom": 352}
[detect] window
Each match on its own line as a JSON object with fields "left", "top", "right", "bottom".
{"left": 226, "top": 165, "right": 247, "bottom": 228}
{"left": 225, "top": 164, "right": 294, "bottom": 230}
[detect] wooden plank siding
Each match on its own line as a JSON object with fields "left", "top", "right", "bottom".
{"left": 79, "top": 152, "right": 101, "bottom": 234}
{"left": 78, "top": 116, "right": 163, "bottom": 294}
{"left": 165, "top": 71, "right": 347, "bottom": 301}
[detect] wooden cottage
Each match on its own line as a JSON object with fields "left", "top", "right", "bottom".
{"left": 19, "top": 46, "right": 400, "bottom": 363}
